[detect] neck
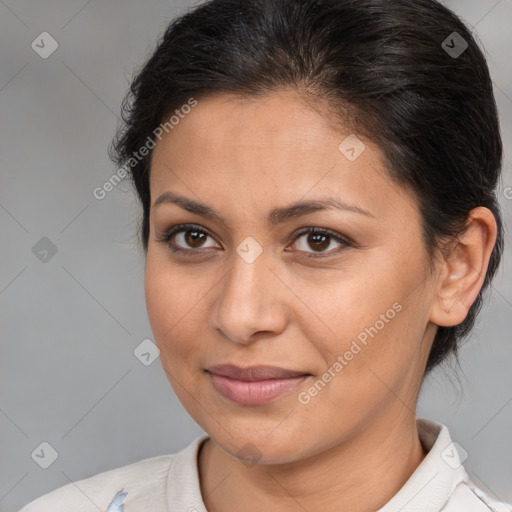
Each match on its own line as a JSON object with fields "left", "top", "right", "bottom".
{"left": 198, "top": 409, "right": 427, "bottom": 512}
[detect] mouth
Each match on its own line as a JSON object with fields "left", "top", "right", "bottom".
{"left": 205, "top": 364, "right": 311, "bottom": 405}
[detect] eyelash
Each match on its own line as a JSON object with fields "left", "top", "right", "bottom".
{"left": 156, "top": 223, "right": 354, "bottom": 259}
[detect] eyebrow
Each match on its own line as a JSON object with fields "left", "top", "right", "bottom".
{"left": 152, "top": 191, "right": 375, "bottom": 227}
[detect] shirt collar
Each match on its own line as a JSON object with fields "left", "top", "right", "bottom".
{"left": 167, "top": 417, "right": 467, "bottom": 512}
{"left": 377, "top": 417, "right": 468, "bottom": 511}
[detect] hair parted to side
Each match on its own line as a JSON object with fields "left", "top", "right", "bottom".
{"left": 109, "top": 0, "right": 504, "bottom": 373}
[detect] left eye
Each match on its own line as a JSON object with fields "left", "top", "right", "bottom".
{"left": 291, "top": 228, "right": 351, "bottom": 257}
{"left": 156, "top": 224, "right": 352, "bottom": 258}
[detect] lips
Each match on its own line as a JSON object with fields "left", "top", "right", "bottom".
{"left": 205, "top": 364, "right": 311, "bottom": 405}
{"left": 206, "top": 364, "right": 309, "bottom": 381}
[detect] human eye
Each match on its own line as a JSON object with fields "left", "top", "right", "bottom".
{"left": 155, "top": 223, "right": 220, "bottom": 256}
{"left": 288, "top": 226, "right": 353, "bottom": 259}
{"left": 156, "top": 224, "right": 354, "bottom": 259}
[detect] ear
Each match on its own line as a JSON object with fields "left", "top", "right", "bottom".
{"left": 430, "top": 206, "right": 498, "bottom": 327}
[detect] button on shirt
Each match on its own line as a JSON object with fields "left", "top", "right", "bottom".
{"left": 19, "top": 418, "right": 511, "bottom": 512}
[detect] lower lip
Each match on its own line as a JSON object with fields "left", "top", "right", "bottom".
{"left": 208, "top": 372, "right": 309, "bottom": 405}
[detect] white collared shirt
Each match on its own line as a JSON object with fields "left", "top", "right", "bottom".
{"left": 19, "top": 418, "right": 511, "bottom": 511}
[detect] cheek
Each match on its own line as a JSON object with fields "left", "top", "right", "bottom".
{"left": 144, "top": 259, "right": 170, "bottom": 337}
{"left": 144, "top": 256, "right": 200, "bottom": 364}
{"left": 145, "top": 250, "right": 200, "bottom": 327}
{"left": 301, "top": 247, "right": 430, "bottom": 374}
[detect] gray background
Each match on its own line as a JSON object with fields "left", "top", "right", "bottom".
{"left": 0, "top": 1, "right": 511, "bottom": 510}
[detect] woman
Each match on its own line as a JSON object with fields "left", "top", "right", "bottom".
{"left": 20, "top": 0, "right": 510, "bottom": 510}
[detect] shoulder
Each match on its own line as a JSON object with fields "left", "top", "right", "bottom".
{"left": 18, "top": 452, "right": 176, "bottom": 512}
{"left": 442, "top": 479, "right": 512, "bottom": 512}
{"left": 381, "top": 418, "right": 511, "bottom": 512}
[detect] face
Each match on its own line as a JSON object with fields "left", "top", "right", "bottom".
{"left": 145, "top": 89, "right": 439, "bottom": 464}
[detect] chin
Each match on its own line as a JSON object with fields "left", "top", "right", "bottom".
{"left": 208, "top": 425, "right": 314, "bottom": 467}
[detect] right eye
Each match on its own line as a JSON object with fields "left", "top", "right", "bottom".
{"left": 156, "top": 223, "right": 220, "bottom": 255}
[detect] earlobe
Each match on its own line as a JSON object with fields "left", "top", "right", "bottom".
{"left": 430, "top": 207, "right": 497, "bottom": 328}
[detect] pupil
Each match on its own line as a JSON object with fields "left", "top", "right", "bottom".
{"left": 186, "top": 231, "right": 205, "bottom": 248}
{"left": 309, "top": 233, "right": 329, "bottom": 251}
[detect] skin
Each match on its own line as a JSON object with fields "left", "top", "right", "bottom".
{"left": 144, "top": 89, "right": 497, "bottom": 512}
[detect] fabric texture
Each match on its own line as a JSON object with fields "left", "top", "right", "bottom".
{"left": 19, "top": 418, "right": 511, "bottom": 512}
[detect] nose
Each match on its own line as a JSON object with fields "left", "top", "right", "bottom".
{"left": 209, "top": 247, "right": 288, "bottom": 345}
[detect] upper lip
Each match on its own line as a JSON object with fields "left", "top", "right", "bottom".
{"left": 207, "top": 364, "right": 309, "bottom": 381}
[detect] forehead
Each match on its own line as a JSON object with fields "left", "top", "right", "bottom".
{"left": 156, "top": 90, "right": 347, "bottom": 163}
{"left": 149, "top": 90, "right": 417, "bottom": 223}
